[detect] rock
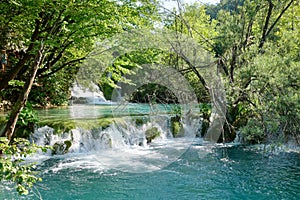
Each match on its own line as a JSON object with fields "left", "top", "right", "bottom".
{"left": 64, "top": 140, "right": 72, "bottom": 150}
{"left": 52, "top": 140, "right": 72, "bottom": 155}
{"left": 135, "top": 118, "right": 144, "bottom": 126}
{"left": 145, "top": 127, "right": 160, "bottom": 143}
{"left": 170, "top": 116, "right": 184, "bottom": 138}
{"left": 135, "top": 117, "right": 149, "bottom": 127}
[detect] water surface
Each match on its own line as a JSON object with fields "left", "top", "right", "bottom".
{"left": 1, "top": 144, "right": 299, "bottom": 200}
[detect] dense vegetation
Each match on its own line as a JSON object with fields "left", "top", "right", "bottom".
{"left": 0, "top": 0, "right": 299, "bottom": 195}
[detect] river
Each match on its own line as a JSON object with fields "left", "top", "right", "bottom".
{"left": 0, "top": 105, "right": 299, "bottom": 199}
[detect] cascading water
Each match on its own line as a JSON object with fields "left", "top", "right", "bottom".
{"left": 32, "top": 116, "right": 201, "bottom": 152}
{"left": 3, "top": 106, "right": 299, "bottom": 199}
{"left": 70, "top": 82, "right": 108, "bottom": 104}
{"left": 30, "top": 114, "right": 202, "bottom": 172}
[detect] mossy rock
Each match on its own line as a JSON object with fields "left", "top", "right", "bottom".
{"left": 135, "top": 118, "right": 144, "bottom": 126}
{"left": 135, "top": 117, "right": 149, "bottom": 126}
{"left": 38, "top": 119, "right": 76, "bottom": 134}
{"left": 38, "top": 117, "right": 116, "bottom": 134}
{"left": 64, "top": 140, "right": 72, "bottom": 149}
{"left": 170, "top": 116, "right": 184, "bottom": 138}
{"left": 74, "top": 118, "right": 116, "bottom": 130}
{"left": 52, "top": 140, "right": 72, "bottom": 155}
{"left": 200, "top": 119, "right": 210, "bottom": 137}
{"left": 145, "top": 127, "right": 161, "bottom": 143}
{"left": 97, "top": 118, "right": 114, "bottom": 129}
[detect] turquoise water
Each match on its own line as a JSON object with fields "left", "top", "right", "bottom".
{"left": 1, "top": 144, "right": 300, "bottom": 200}
{"left": 36, "top": 104, "right": 185, "bottom": 120}
{"left": 1, "top": 105, "right": 299, "bottom": 199}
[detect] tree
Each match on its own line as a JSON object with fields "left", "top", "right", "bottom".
{"left": 212, "top": 0, "right": 299, "bottom": 143}
{"left": 166, "top": 0, "right": 299, "bottom": 143}
{"left": 0, "top": 0, "right": 159, "bottom": 140}
{"left": 0, "top": 0, "right": 161, "bottom": 195}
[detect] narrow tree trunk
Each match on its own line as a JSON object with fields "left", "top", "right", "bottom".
{"left": 0, "top": 19, "right": 41, "bottom": 91}
{"left": 1, "top": 45, "right": 44, "bottom": 141}
{"left": 259, "top": 0, "right": 294, "bottom": 50}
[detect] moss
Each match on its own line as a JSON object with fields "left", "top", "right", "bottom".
{"left": 64, "top": 140, "right": 72, "bottom": 150}
{"left": 170, "top": 116, "right": 184, "bottom": 138}
{"left": 38, "top": 119, "right": 76, "bottom": 134}
{"left": 52, "top": 140, "right": 72, "bottom": 155}
{"left": 135, "top": 117, "right": 149, "bottom": 126}
{"left": 135, "top": 118, "right": 144, "bottom": 126}
{"left": 172, "top": 121, "right": 184, "bottom": 137}
{"left": 145, "top": 127, "right": 161, "bottom": 143}
{"left": 97, "top": 118, "right": 114, "bottom": 129}
{"left": 38, "top": 117, "right": 117, "bottom": 134}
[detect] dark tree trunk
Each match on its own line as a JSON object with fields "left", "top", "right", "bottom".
{"left": 259, "top": 0, "right": 294, "bottom": 50}
{"left": 1, "top": 45, "right": 44, "bottom": 141}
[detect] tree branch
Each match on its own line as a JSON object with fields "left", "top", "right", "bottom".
{"left": 259, "top": 0, "right": 294, "bottom": 50}
{"left": 40, "top": 56, "right": 86, "bottom": 78}
{"left": 259, "top": 0, "right": 274, "bottom": 49}
{"left": 265, "top": 0, "right": 294, "bottom": 39}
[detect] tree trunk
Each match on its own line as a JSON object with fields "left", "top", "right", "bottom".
{"left": 0, "top": 19, "right": 41, "bottom": 91}
{"left": 1, "top": 45, "right": 44, "bottom": 141}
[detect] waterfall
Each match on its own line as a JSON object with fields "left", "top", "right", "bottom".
{"left": 31, "top": 115, "right": 201, "bottom": 155}
{"left": 29, "top": 113, "right": 202, "bottom": 172}
{"left": 70, "top": 82, "right": 108, "bottom": 104}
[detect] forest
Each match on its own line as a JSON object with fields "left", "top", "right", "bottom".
{"left": 0, "top": 0, "right": 299, "bottom": 196}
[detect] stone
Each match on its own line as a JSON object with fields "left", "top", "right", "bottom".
{"left": 145, "top": 127, "right": 160, "bottom": 143}
{"left": 52, "top": 140, "right": 72, "bottom": 155}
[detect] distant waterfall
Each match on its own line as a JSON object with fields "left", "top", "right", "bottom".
{"left": 70, "top": 82, "right": 108, "bottom": 104}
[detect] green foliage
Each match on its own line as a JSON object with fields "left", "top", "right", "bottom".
{"left": 0, "top": 137, "right": 49, "bottom": 195}
{"left": 170, "top": 116, "right": 184, "bottom": 138}
{"left": 18, "top": 104, "right": 38, "bottom": 138}
{"left": 250, "top": 51, "right": 299, "bottom": 143}
{"left": 99, "top": 49, "right": 166, "bottom": 100}
{"left": 17, "top": 103, "right": 38, "bottom": 128}
{"left": 165, "top": 3, "right": 217, "bottom": 51}
{"left": 199, "top": 103, "right": 212, "bottom": 120}
{"left": 240, "top": 119, "right": 265, "bottom": 144}
{"left": 29, "top": 72, "right": 73, "bottom": 106}
{"left": 8, "top": 80, "right": 25, "bottom": 87}
{"left": 0, "top": 0, "right": 160, "bottom": 107}
{"left": 208, "top": 0, "right": 300, "bottom": 144}
{"left": 131, "top": 83, "right": 178, "bottom": 103}
{"left": 5, "top": 103, "right": 39, "bottom": 138}
{"left": 225, "top": 42, "right": 300, "bottom": 144}
{"left": 183, "top": 72, "right": 210, "bottom": 103}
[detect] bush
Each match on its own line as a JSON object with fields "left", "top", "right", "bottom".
{"left": 0, "top": 137, "right": 49, "bottom": 195}
{"left": 240, "top": 119, "right": 265, "bottom": 144}
{"left": 15, "top": 103, "right": 39, "bottom": 138}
